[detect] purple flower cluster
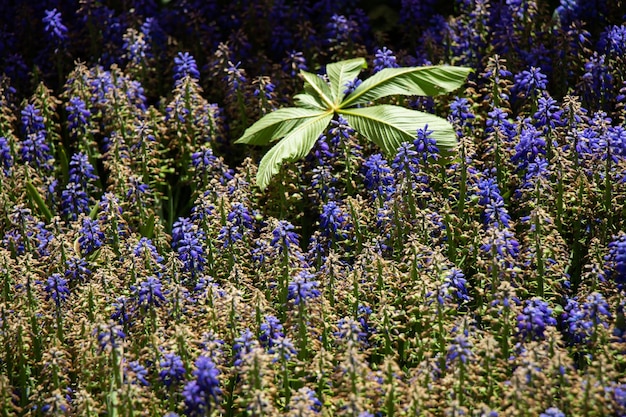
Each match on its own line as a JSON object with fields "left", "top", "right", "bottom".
{"left": 516, "top": 298, "right": 557, "bottom": 341}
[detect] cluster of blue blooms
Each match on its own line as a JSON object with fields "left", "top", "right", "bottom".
{"left": 1, "top": 0, "right": 626, "bottom": 415}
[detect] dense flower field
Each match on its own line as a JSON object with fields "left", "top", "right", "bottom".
{"left": 1, "top": 0, "right": 626, "bottom": 415}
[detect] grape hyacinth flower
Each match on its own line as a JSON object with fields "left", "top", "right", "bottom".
{"left": 66, "top": 97, "right": 91, "bottom": 135}
{"left": 288, "top": 271, "right": 321, "bottom": 305}
{"left": 61, "top": 182, "right": 89, "bottom": 220}
{"left": 605, "top": 232, "right": 626, "bottom": 287}
{"left": 373, "top": 47, "right": 398, "bottom": 73}
{"left": 284, "top": 51, "right": 308, "bottom": 78}
{"left": 110, "top": 296, "right": 133, "bottom": 327}
{"left": 362, "top": 153, "right": 395, "bottom": 201}
{"left": 343, "top": 77, "right": 363, "bottom": 96}
{"left": 21, "top": 104, "right": 45, "bottom": 135}
{"left": 511, "top": 124, "right": 547, "bottom": 171}
{"left": 95, "top": 322, "right": 126, "bottom": 352}
{"left": 125, "top": 360, "right": 150, "bottom": 386}
{"left": 392, "top": 142, "right": 420, "bottom": 176}
{"left": 513, "top": 66, "right": 548, "bottom": 99}
{"left": 68, "top": 152, "right": 98, "bottom": 188}
{"left": 44, "top": 273, "right": 70, "bottom": 307}
{"left": 233, "top": 329, "right": 258, "bottom": 367}
{"left": 172, "top": 217, "right": 206, "bottom": 276}
{"left": 448, "top": 96, "right": 475, "bottom": 128}
{"left": 476, "top": 176, "right": 511, "bottom": 228}
{"left": 78, "top": 217, "right": 105, "bottom": 255}
{"left": 413, "top": 124, "right": 439, "bottom": 163}
{"left": 446, "top": 333, "right": 473, "bottom": 366}
{"left": 271, "top": 220, "right": 300, "bottom": 255}
{"left": 173, "top": 52, "right": 200, "bottom": 84}
{"left": 42, "top": 9, "right": 68, "bottom": 43}
{"left": 134, "top": 276, "right": 167, "bottom": 310}
{"left": 268, "top": 336, "right": 297, "bottom": 361}
{"left": 259, "top": 315, "right": 284, "bottom": 348}
{"left": 319, "top": 200, "right": 348, "bottom": 240}
{"left": 539, "top": 407, "right": 566, "bottom": 417}
{"left": 20, "top": 131, "right": 53, "bottom": 170}
{"left": 0, "top": 136, "right": 14, "bottom": 176}
{"left": 159, "top": 352, "right": 186, "bottom": 388}
{"left": 65, "top": 256, "right": 91, "bottom": 283}
{"left": 516, "top": 298, "right": 557, "bottom": 341}
{"left": 225, "top": 61, "right": 246, "bottom": 93}
{"left": 122, "top": 28, "right": 150, "bottom": 66}
{"left": 287, "top": 386, "right": 322, "bottom": 414}
{"left": 443, "top": 268, "right": 471, "bottom": 305}
{"left": 534, "top": 94, "right": 564, "bottom": 132}
{"left": 182, "top": 355, "right": 221, "bottom": 417}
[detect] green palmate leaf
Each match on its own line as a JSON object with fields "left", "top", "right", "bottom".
{"left": 235, "top": 107, "right": 327, "bottom": 146}
{"left": 341, "top": 65, "right": 473, "bottom": 108}
{"left": 300, "top": 71, "right": 335, "bottom": 109}
{"left": 293, "top": 93, "right": 326, "bottom": 110}
{"left": 257, "top": 111, "right": 333, "bottom": 190}
{"left": 339, "top": 104, "right": 457, "bottom": 155}
{"left": 326, "top": 57, "right": 367, "bottom": 105}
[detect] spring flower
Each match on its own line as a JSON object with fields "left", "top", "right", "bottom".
{"left": 392, "top": 142, "right": 420, "bottom": 175}
{"left": 343, "top": 77, "right": 362, "bottom": 95}
{"left": 134, "top": 276, "right": 167, "bottom": 309}
{"left": 449, "top": 96, "right": 475, "bottom": 126}
{"left": 287, "top": 271, "right": 321, "bottom": 305}
{"left": 225, "top": 61, "right": 246, "bottom": 93}
{"left": 174, "top": 52, "right": 200, "bottom": 84}
{"left": 271, "top": 220, "right": 300, "bottom": 254}
{"left": 233, "top": 329, "right": 257, "bottom": 367}
{"left": 605, "top": 232, "right": 626, "bottom": 286}
{"left": 539, "top": 407, "right": 565, "bottom": 417}
{"left": 284, "top": 51, "right": 308, "bottom": 78}
{"left": 268, "top": 336, "right": 297, "bottom": 361}
{"left": 42, "top": 9, "right": 68, "bottom": 43}
{"left": 362, "top": 153, "right": 395, "bottom": 200}
{"left": 0, "top": 136, "right": 13, "bottom": 176}
{"left": 182, "top": 356, "right": 221, "bottom": 416}
{"left": 326, "top": 14, "right": 352, "bottom": 43}
{"left": 78, "top": 218, "right": 105, "bottom": 255}
{"left": 534, "top": 94, "right": 564, "bottom": 133}
{"left": 65, "top": 257, "right": 91, "bottom": 283}
{"left": 373, "top": 47, "right": 398, "bottom": 72}
{"left": 287, "top": 386, "right": 322, "bottom": 414}
{"left": 68, "top": 152, "right": 98, "bottom": 187}
{"left": 66, "top": 96, "right": 91, "bottom": 135}
{"left": 446, "top": 333, "right": 473, "bottom": 366}
{"left": 443, "top": 268, "right": 471, "bottom": 305}
{"left": 414, "top": 124, "right": 439, "bottom": 163}
{"left": 602, "top": 25, "right": 626, "bottom": 55}
{"left": 44, "top": 273, "right": 70, "bottom": 306}
{"left": 61, "top": 182, "right": 89, "bottom": 220}
{"left": 516, "top": 298, "right": 557, "bottom": 341}
{"left": 125, "top": 361, "right": 150, "bottom": 386}
{"left": 476, "top": 177, "right": 511, "bottom": 228}
{"left": 259, "top": 315, "right": 284, "bottom": 348}
{"left": 20, "top": 131, "right": 52, "bottom": 170}
{"left": 319, "top": 200, "right": 348, "bottom": 239}
{"left": 95, "top": 323, "right": 126, "bottom": 352}
{"left": 511, "top": 124, "right": 547, "bottom": 170}
{"left": 172, "top": 217, "right": 206, "bottom": 275}
{"left": 159, "top": 353, "right": 186, "bottom": 388}
{"left": 110, "top": 296, "right": 133, "bottom": 326}
{"left": 513, "top": 66, "right": 548, "bottom": 98}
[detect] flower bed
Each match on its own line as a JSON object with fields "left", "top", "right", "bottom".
{"left": 1, "top": 1, "right": 626, "bottom": 416}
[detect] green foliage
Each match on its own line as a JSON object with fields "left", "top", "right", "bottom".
{"left": 235, "top": 57, "right": 472, "bottom": 189}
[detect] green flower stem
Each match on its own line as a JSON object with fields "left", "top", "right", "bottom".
{"left": 297, "top": 301, "right": 309, "bottom": 361}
